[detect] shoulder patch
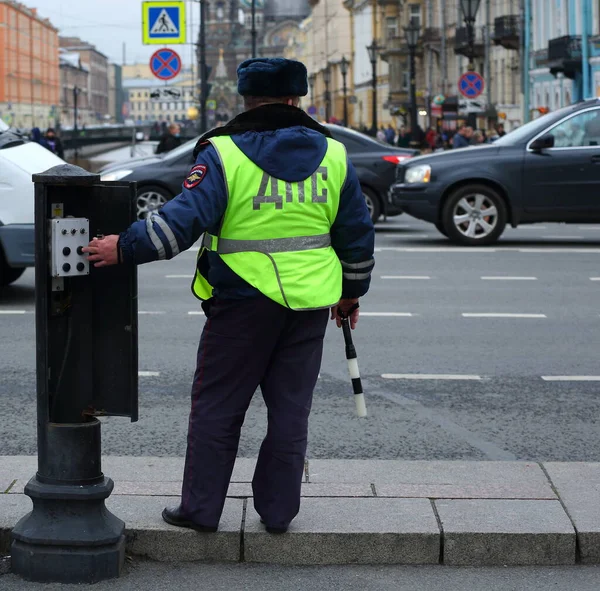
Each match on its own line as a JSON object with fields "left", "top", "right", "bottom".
{"left": 184, "top": 164, "right": 208, "bottom": 190}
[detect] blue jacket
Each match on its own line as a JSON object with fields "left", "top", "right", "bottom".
{"left": 119, "top": 124, "right": 375, "bottom": 301}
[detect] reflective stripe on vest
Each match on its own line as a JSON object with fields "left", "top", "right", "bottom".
{"left": 192, "top": 134, "right": 346, "bottom": 310}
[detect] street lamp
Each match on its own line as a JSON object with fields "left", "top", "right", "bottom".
{"left": 366, "top": 40, "right": 380, "bottom": 135}
{"left": 340, "top": 56, "right": 349, "bottom": 127}
{"left": 404, "top": 19, "right": 420, "bottom": 147}
{"left": 323, "top": 65, "right": 331, "bottom": 123}
{"left": 460, "top": 0, "right": 482, "bottom": 71}
{"left": 308, "top": 73, "right": 316, "bottom": 106}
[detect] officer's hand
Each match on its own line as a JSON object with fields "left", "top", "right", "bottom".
{"left": 331, "top": 298, "right": 359, "bottom": 330}
{"left": 82, "top": 235, "right": 120, "bottom": 267}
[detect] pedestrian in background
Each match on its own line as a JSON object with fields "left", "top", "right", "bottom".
{"left": 472, "top": 130, "right": 485, "bottom": 145}
{"left": 83, "top": 57, "right": 375, "bottom": 535}
{"left": 384, "top": 124, "right": 395, "bottom": 145}
{"left": 452, "top": 125, "right": 473, "bottom": 149}
{"left": 376, "top": 126, "right": 386, "bottom": 142}
{"left": 44, "top": 128, "right": 64, "bottom": 159}
{"left": 396, "top": 126, "right": 411, "bottom": 147}
{"left": 31, "top": 127, "right": 50, "bottom": 151}
{"left": 156, "top": 123, "right": 182, "bottom": 155}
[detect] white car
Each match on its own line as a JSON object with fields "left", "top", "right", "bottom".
{"left": 0, "top": 120, "right": 65, "bottom": 286}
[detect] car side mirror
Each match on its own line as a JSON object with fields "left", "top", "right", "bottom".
{"left": 530, "top": 134, "right": 555, "bottom": 151}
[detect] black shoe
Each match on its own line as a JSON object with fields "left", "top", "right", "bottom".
{"left": 260, "top": 518, "right": 288, "bottom": 534}
{"left": 162, "top": 506, "right": 218, "bottom": 533}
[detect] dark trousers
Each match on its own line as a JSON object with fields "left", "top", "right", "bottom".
{"left": 181, "top": 295, "right": 328, "bottom": 530}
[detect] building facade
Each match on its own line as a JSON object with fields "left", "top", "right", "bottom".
{"left": 108, "top": 63, "right": 125, "bottom": 124}
{"left": 59, "top": 37, "right": 109, "bottom": 122}
{"left": 529, "top": 0, "right": 600, "bottom": 119}
{"left": 59, "top": 50, "right": 92, "bottom": 128}
{"left": 201, "top": 0, "right": 311, "bottom": 123}
{"left": 0, "top": 0, "right": 59, "bottom": 129}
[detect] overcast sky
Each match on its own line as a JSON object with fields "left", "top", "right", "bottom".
{"left": 32, "top": 0, "right": 199, "bottom": 66}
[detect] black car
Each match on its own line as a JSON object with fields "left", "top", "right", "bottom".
{"left": 100, "top": 125, "right": 417, "bottom": 223}
{"left": 390, "top": 99, "right": 600, "bottom": 245}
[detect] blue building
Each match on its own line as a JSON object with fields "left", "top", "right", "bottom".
{"left": 529, "top": 0, "right": 599, "bottom": 116}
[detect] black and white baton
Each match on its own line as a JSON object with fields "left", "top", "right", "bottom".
{"left": 339, "top": 303, "right": 367, "bottom": 418}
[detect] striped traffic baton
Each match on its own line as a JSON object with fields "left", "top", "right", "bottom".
{"left": 339, "top": 303, "right": 367, "bottom": 418}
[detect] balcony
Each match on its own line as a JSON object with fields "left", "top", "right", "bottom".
{"left": 493, "top": 15, "right": 520, "bottom": 51}
{"left": 379, "top": 36, "right": 408, "bottom": 61}
{"left": 547, "top": 35, "right": 582, "bottom": 79}
{"left": 422, "top": 27, "right": 442, "bottom": 46}
{"left": 454, "top": 27, "right": 485, "bottom": 58}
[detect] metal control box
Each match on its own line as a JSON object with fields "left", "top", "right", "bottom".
{"left": 50, "top": 218, "right": 90, "bottom": 278}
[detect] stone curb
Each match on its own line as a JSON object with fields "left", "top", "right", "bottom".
{"left": 0, "top": 458, "right": 598, "bottom": 566}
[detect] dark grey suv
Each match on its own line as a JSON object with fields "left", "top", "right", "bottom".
{"left": 390, "top": 99, "right": 600, "bottom": 245}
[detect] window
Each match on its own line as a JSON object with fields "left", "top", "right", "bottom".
{"left": 408, "top": 3, "right": 421, "bottom": 29}
{"left": 402, "top": 71, "right": 409, "bottom": 92}
{"left": 216, "top": 1, "right": 224, "bottom": 21}
{"left": 548, "top": 109, "right": 600, "bottom": 147}
{"left": 386, "top": 17, "right": 398, "bottom": 41}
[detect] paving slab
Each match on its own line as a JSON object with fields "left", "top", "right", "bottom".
{"left": 244, "top": 498, "right": 440, "bottom": 565}
{"left": 0, "top": 495, "right": 32, "bottom": 554}
{"left": 544, "top": 462, "right": 600, "bottom": 564}
{"left": 106, "top": 496, "right": 243, "bottom": 562}
{"left": 435, "top": 499, "right": 575, "bottom": 566}
{"left": 309, "top": 461, "right": 555, "bottom": 500}
{"left": 101, "top": 457, "right": 256, "bottom": 483}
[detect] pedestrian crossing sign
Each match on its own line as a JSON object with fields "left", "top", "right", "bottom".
{"left": 142, "top": 1, "right": 186, "bottom": 45}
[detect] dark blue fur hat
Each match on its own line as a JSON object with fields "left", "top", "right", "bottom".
{"left": 237, "top": 58, "right": 308, "bottom": 97}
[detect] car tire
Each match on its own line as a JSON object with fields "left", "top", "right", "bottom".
{"left": 362, "top": 186, "right": 381, "bottom": 224}
{"left": 0, "top": 254, "right": 25, "bottom": 287}
{"left": 435, "top": 222, "right": 448, "bottom": 237}
{"left": 136, "top": 185, "right": 172, "bottom": 220}
{"left": 442, "top": 184, "right": 507, "bottom": 246}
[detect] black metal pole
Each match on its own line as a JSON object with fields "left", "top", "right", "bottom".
{"left": 371, "top": 59, "right": 378, "bottom": 135}
{"left": 199, "top": 0, "right": 208, "bottom": 133}
{"left": 409, "top": 47, "right": 418, "bottom": 143}
{"left": 73, "top": 86, "right": 78, "bottom": 162}
{"left": 342, "top": 71, "right": 348, "bottom": 127}
{"left": 251, "top": 0, "right": 257, "bottom": 58}
{"left": 467, "top": 20, "right": 475, "bottom": 71}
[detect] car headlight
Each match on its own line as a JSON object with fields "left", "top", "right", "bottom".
{"left": 404, "top": 165, "right": 431, "bottom": 184}
{"left": 100, "top": 169, "right": 133, "bottom": 182}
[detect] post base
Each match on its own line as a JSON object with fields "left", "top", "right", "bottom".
{"left": 10, "top": 476, "right": 125, "bottom": 583}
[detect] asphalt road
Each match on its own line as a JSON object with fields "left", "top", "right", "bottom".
{"left": 3, "top": 562, "right": 600, "bottom": 591}
{"left": 2, "top": 219, "right": 600, "bottom": 461}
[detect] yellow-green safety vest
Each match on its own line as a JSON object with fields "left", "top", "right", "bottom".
{"left": 192, "top": 134, "right": 347, "bottom": 310}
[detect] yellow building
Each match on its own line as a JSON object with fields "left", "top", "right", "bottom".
{"left": 306, "top": 0, "right": 353, "bottom": 124}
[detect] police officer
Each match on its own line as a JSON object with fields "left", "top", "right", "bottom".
{"left": 83, "top": 57, "right": 375, "bottom": 534}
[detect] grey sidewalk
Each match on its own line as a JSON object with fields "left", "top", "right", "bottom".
{"left": 1, "top": 457, "right": 599, "bottom": 567}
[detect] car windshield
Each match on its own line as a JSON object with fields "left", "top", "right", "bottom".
{"left": 162, "top": 137, "right": 198, "bottom": 160}
{"left": 494, "top": 104, "right": 584, "bottom": 146}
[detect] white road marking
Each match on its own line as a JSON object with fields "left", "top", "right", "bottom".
{"left": 0, "top": 310, "right": 27, "bottom": 314}
{"left": 590, "top": 278, "right": 600, "bottom": 281}
{"left": 361, "top": 312, "right": 414, "bottom": 317}
{"left": 375, "top": 246, "right": 600, "bottom": 253}
{"left": 542, "top": 235, "right": 585, "bottom": 240}
{"left": 577, "top": 226, "right": 600, "bottom": 230}
{"left": 383, "top": 233, "right": 430, "bottom": 239}
{"left": 480, "top": 276, "right": 537, "bottom": 281}
{"left": 138, "top": 311, "right": 166, "bottom": 315}
{"left": 382, "top": 373, "right": 482, "bottom": 380}
{"left": 166, "top": 275, "right": 194, "bottom": 279}
{"left": 138, "top": 371, "right": 160, "bottom": 377}
{"left": 188, "top": 311, "right": 206, "bottom": 316}
{"left": 462, "top": 313, "right": 547, "bottom": 318}
{"left": 184, "top": 247, "right": 201, "bottom": 254}
{"left": 381, "top": 275, "right": 431, "bottom": 280}
{"left": 509, "top": 226, "right": 548, "bottom": 230}
{"left": 542, "top": 376, "right": 600, "bottom": 382}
